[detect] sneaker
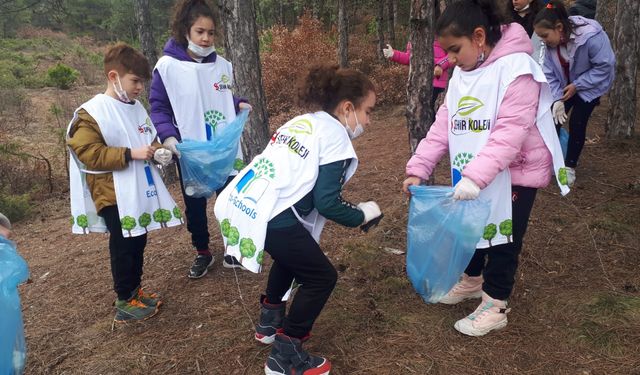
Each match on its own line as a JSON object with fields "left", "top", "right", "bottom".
{"left": 566, "top": 167, "right": 576, "bottom": 187}
{"left": 438, "top": 274, "right": 483, "bottom": 305}
{"left": 264, "top": 332, "right": 331, "bottom": 375}
{"left": 188, "top": 254, "right": 214, "bottom": 279}
{"left": 255, "top": 295, "right": 286, "bottom": 344}
{"left": 114, "top": 297, "right": 158, "bottom": 323}
{"left": 134, "top": 286, "right": 162, "bottom": 308}
{"left": 223, "top": 254, "right": 247, "bottom": 270}
{"left": 454, "top": 292, "right": 510, "bottom": 336}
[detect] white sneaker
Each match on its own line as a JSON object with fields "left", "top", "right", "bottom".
{"left": 454, "top": 292, "right": 510, "bottom": 336}
{"left": 438, "top": 274, "right": 483, "bottom": 305}
{"left": 566, "top": 167, "right": 576, "bottom": 187}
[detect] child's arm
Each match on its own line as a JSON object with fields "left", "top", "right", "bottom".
{"left": 462, "top": 76, "right": 540, "bottom": 189}
{"left": 542, "top": 50, "right": 564, "bottom": 101}
{"left": 434, "top": 42, "right": 451, "bottom": 71}
{"left": 390, "top": 42, "right": 411, "bottom": 65}
{"left": 572, "top": 32, "right": 616, "bottom": 95}
{"left": 149, "top": 71, "right": 180, "bottom": 142}
{"left": 405, "top": 102, "right": 450, "bottom": 180}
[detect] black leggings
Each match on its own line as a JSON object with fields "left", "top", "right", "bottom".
{"left": 464, "top": 186, "right": 538, "bottom": 300}
{"left": 264, "top": 222, "right": 338, "bottom": 338}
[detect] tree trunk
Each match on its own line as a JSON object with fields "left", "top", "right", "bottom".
{"left": 337, "top": 0, "right": 349, "bottom": 67}
{"left": 605, "top": 0, "right": 639, "bottom": 139}
{"left": 133, "top": 0, "right": 158, "bottom": 98}
{"left": 596, "top": 0, "right": 617, "bottom": 36}
{"left": 376, "top": 0, "right": 385, "bottom": 62}
{"left": 219, "top": 0, "right": 271, "bottom": 161}
{"left": 405, "top": 0, "right": 436, "bottom": 152}
{"left": 387, "top": 0, "right": 396, "bottom": 47}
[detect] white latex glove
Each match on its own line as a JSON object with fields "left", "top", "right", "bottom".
{"left": 382, "top": 44, "right": 394, "bottom": 59}
{"left": 162, "top": 136, "right": 180, "bottom": 158}
{"left": 154, "top": 148, "right": 173, "bottom": 166}
{"left": 238, "top": 102, "right": 252, "bottom": 111}
{"left": 453, "top": 177, "right": 480, "bottom": 200}
{"left": 552, "top": 101, "right": 567, "bottom": 125}
{"left": 357, "top": 201, "right": 382, "bottom": 224}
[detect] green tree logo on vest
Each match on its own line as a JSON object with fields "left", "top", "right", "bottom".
{"left": 499, "top": 219, "right": 513, "bottom": 243}
{"left": 153, "top": 208, "right": 172, "bottom": 228}
{"left": 204, "top": 110, "right": 226, "bottom": 140}
{"left": 256, "top": 250, "right": 264, "bottom": 265}
{"left": 138, "top": 213, "right": 152, "bottom": 233}
{"left": 483, "top": 223, "right": 497, "bottom": 247}
{"left": 76, "top": 214, "right": 88, "bottom": 234}
{"left": 557, "top": 167, "right": 569, "bottom": 186}
{"left": 121, "top": 216, "right": 137, "bottom": 236}
{"left": 239, "top": 237, "right": 257, "bottom": 263}
{"left": 234, "top": 158, "right": 276, "bottom": 203}
{"left": 451, "top": 96, "right": 488, "bottom": 135}
{"left": 227, "top": 226, "right": 240, "bottom": 246}
{"left": 173, "top": 206, "right": 183, "bottom": 224}
{"left": 452, "top": 152, "right": 474, "bottom": 185}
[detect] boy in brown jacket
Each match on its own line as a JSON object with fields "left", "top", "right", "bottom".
{"left": 67, "top": 43, "right": 180, "bottom": 323}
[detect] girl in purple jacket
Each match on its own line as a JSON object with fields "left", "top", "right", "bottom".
{"left": 534, "top": 0, "right": 615, "bottom": 186}
{"left": 402, "top": 0, "right": 568, "bottom": 337}
{"left": 150, "top": 0, "right": 250, "bottom": 279}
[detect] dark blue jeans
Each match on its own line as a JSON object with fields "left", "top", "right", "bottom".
{"left": 557, "top": 95, "right": 600, "bottom": 168}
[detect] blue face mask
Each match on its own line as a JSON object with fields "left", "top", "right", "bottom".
{"left": 187, "top": 36, "right": 216, "bottom": 58}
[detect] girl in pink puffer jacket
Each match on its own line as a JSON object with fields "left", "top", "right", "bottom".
{"left": 402, "top": 0, "right": 569, "bottom": 337}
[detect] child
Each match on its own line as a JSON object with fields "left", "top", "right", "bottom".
{"left": 509, "top": 0, "right": 541, "bottom": 37}
{"left": 383, "top": 40, "right": 451, "bottom": 121}
{"left": 568, "top": 0, "right": 597, "bottom": 19}
{"left": 0, "top": 213, "right": 29, "bottom": 373}
{"left": 403, "top": 0, "right": 569, "bottom": 337}
{"left": 150, "top": 0, "right": 251, "bottom": 279}
{"left": 534, "top": 0, "right": 615, "bottom": 186}
{"left": 67, "top": 43, "right": 181, "bottom": 323}
{"left": 214, "top": 64, "right": 382, "bottom": 374}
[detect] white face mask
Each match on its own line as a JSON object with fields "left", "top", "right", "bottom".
{"left": 343, "top": 109, "right": 364, "bottom": 140}
{"left": 187, "top": 36, "right": 216, "bottom": 58}
{"left": 113, "top": 74, "right": 131, "bottom": 103}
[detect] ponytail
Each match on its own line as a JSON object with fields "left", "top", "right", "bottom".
{"left": 533, "top": 0, "right": 574, "bottom": 39}
{"left": 297, "top": 64, "right": 375, "bottom": 113}
{"left": 171, "top": 0, "right": 217, "bottom": 46}
{"left": 436, "top": 0, "right": 507, "bottom": 46}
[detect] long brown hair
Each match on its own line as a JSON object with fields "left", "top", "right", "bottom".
{"left": 170, "top": 0, "right": 218, "bottom": 46}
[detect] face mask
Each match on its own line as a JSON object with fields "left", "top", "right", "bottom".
{"left": 113, "top": 74, "right": 131, "bottom": 103}
{"left": 514, "top": 3, "right": 530, "bottom": 12}
{"left": 187, "top": 36, "right": 216, "bottom": 57}
{"left": 343, "top": 109, "right": 364, "bottom": 139}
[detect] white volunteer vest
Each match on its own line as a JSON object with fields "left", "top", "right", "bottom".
{"left": 214, "top": 112, "right": 358, "bottom": 273}
{"left": 447, "top": 53, "right": 569, "bottom": 249}
{"left": 67, "top": 94, "right": 183, "bottom": 237}
{"left": 154, "top": 55, "right": 243, "bottom": 171}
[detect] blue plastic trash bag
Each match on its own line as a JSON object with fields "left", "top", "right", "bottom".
{"left": 0, "top": 237, "right": 29, "bottom": 375}
{"left": 177, "top": 109, "right": 250, "bottom": 198}
{"left": 406, "top": 185, "right": 490, "bottom": 304}
{"left": 559, "top": 128, "right": 569, "bottom": 159}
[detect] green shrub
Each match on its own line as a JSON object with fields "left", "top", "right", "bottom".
{"left": 47, "top": 63, "right": 79, "bottom": 89}
{"left": 0, "top": 192, "right": 31, "bottom": 223}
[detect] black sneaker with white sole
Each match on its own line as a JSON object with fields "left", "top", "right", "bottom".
{"left": 188, "top": 254, "right": 214, "bottom": 279}
{"left": 223, "top": 255, "right": 247, "bottom": 270}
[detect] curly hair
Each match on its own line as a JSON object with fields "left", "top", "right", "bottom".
{"left": 170, "top": 0, "right": 218, "bottom": 46}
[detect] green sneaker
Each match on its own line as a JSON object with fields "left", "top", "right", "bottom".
{"left": 134, "top": 287, "right": 162, "bottom": 308}
{"left": 114, "top": 297, "right": 158, "bottom": 323}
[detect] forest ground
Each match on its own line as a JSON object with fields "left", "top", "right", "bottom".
{"left": 12, "top": 88, "right": 640, "bottom": 374}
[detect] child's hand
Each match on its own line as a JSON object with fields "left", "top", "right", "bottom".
{"left": 382, "top": 44, "right": 394, "bottom": 59}
{"left": 402, "top": 176, "right": 423, "bottom": 196}
{"left": 239, "top": 102, "right": 252, "bottom": 112}
{"left": 434, "top": 65, "right": 443, "bottom": 78}
{"left": 561, "top": 83, "right": 577, "bottom": 101}
{"left": 131, "top": 145, "right": 156, "bottom": 160}
{"left": 154, "top": 148, "right": 173, "bottom": 166}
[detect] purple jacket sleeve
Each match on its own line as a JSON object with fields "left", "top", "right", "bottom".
{"left": 405, "top": 102, "right": 450, "bottom": 180}
{"left": 233, "top": 95, "right": 248, "bottom": 114}
{"left": 462, "top": 76, "right": 541, "bottom": 189}
{"left": 572, "top": 31, "right": 616, "bottom": 94}
{"left": 149, "top": 70, "right": 180, "bottom": 142}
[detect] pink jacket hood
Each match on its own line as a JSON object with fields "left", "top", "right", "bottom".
{"left": 480, "top": 23, "right": 532, "bottom": 67}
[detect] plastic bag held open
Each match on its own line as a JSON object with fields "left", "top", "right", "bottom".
{"left": 406, "top": 185, "right": 490, "bottom": 303}
{"left": 177, "top": 109, "right": 250, "bottom": 198}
